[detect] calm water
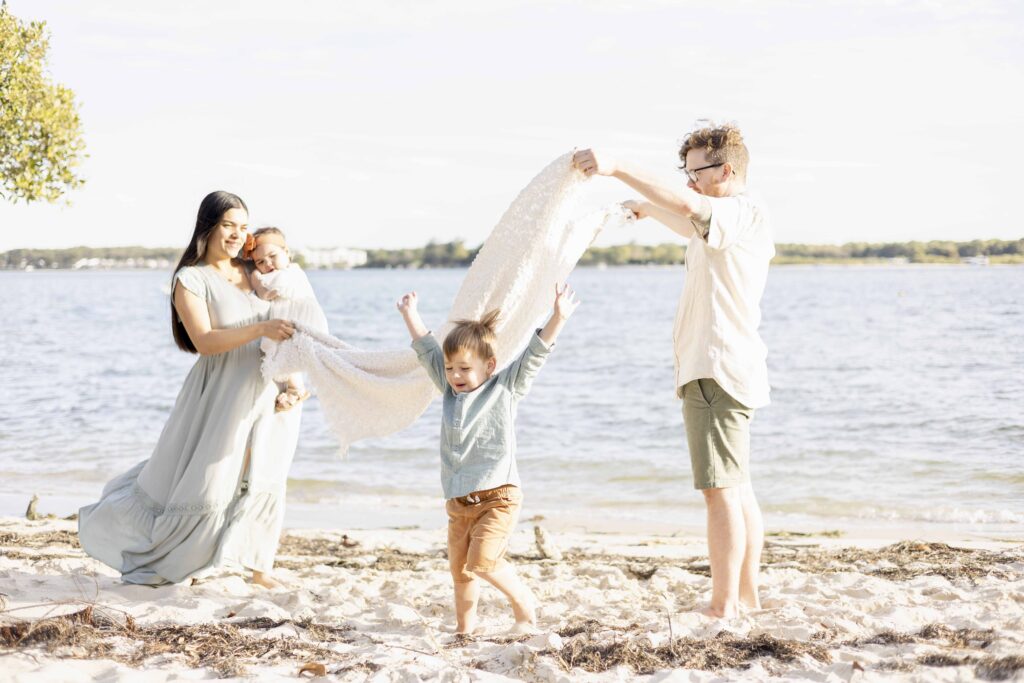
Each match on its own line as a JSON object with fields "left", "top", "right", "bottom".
{"left": 1, "top": 266, "right": 1021, "bottom": 534}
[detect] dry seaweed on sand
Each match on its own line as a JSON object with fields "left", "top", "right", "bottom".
{"left": 917, "top": 623, "right": 997, "bottom": 649}
{"left": 0, "top": 549, "right": 82, "bottom": 562}
{"left": 0, "top": 530, "right": 81, "bottom": 549}
{"left": 762, "top": 541, "right": 1022, "bottom": 582}
{"left": 557, "top": 619, "right": 607, "bottom": 638}
{"left": 975, "top": 656, "right": 1024, "bottom": 681}
{"left": 1, "top": 604, "right": 355, "bottom": 677}
{"left": 1, "top": 606, "right": 120, "bottom": 648}
{"left": 838, "top": 621, "right": 997, "bottom": 649}
{"left": 767, "top": 529, "right": 844, "bottom": 539}
{"left": 843, "top": 623, "right": 1019, "bottom": 680}
{"left": 557, "top": 631, "right": 831, "bottom": 674}
{"left": 879, "top": 654, "right": 1024, "bottom": 681}
{"left": 276, "top": 534, "right": 431, "bottom": 571}
{"left": 541, "top": 539, "right": 1022, "bottom": 584}
{"left": 276, "top": 534, "right": 363, "bottom": 558}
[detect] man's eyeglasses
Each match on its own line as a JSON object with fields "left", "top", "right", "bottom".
{"left": 681, "top": 162, "right": 724, "bottom": 183}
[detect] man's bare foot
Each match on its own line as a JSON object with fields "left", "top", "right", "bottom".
{"left": 251, "top": 570, "right": 284, "bottom": 589}
{"left": 700, "top": 605, "right": 740, "bottom": 619}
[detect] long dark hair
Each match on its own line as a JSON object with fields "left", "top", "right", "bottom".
{"left": 171, "top": 191, "right": 248, "bottom": 353}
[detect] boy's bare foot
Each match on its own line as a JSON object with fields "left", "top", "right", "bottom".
{"left": 513, "top": 592, "right": 538, "bottom": 625}
{"left": 509, "top": 620, "right": 542, "bottom": 636}
{"left": 455, "top": 616, "right": 480, "bottom": 635}
{"left": 251, "top": 570, "right": 284, "bottom": 589}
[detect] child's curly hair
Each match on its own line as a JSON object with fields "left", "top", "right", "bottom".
{"left": 443, "top": 309, "right": 500, "bottom": 360}
{"left": 679, "top": 121, "right": 749, "bottom": 181}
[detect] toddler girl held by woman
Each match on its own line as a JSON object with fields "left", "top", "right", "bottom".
{"left": 245, "top": 227, "right": 329, "bottom": 412}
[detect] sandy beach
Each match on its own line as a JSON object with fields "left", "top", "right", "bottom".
{"left": 2, "top": 509, "right": 1023, "bottom": 682}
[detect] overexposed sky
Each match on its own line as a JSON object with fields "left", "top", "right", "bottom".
{"left": 1, "top": 0, "right": 1021, "bottom": 251}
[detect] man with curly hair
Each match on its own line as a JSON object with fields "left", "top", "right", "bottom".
{"left": 573, "top": 123, "right": 775, "bottom": 619}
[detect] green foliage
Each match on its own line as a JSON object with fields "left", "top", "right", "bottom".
{"left": 364, "top": 239, "right": 479, "bottom": 268}
{"left": 0, "top": 5, "right": 86, "bottom": 203}
{"left": 774, "top": 239, "right": 1024, "bottom": 264}
{"left": 0, "top": 246, "right": 180, "bottom": 269}
{"left": 579, "top": 242, "right": 685, "bottom": 265}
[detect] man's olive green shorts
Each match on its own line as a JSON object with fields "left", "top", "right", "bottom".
{"left": 681, "top": 378, "right": 754, "bottom": 490}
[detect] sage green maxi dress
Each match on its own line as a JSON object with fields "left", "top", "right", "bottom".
{"left": 78, "top": 264, "right": 302, "bottom": 585}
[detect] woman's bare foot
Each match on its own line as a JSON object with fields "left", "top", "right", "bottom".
{"left": 251, "top": 570, "right": 284, "bottom": 589}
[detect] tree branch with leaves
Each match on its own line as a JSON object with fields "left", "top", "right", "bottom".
{"left": 0, "top": 3, "right": 86, "bottom": 204}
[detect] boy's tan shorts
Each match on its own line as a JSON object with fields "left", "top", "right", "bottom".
{"left": 681, "top": 378, "right": 754, "bottom": 490}
{"left": 445, "top": 484, "right": 522, "bottom": 583}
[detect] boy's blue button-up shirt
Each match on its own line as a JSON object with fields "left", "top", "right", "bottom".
{"left": 411, "top": 331, "right": 552, "bottom": 499}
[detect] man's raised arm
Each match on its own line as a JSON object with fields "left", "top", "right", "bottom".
{"left": 572, "top": 149, "right": 711, "bottom": 233}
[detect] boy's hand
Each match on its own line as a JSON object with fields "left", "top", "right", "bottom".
{"left": 397, "top": 291, "right": 429, "bottom": 340}
{"left": 397, "top": 291, "right": 419, "bottom": 315}
{"left": 622, "top": 199, "right": 649, "bottom": 220}
{"left": 553, "top": 283, "right": 581, "bottom": 321}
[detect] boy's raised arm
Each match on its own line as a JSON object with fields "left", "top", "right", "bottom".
{"left": 397, "top": 291, "right": 429, "bottom": 340}
{"left": 538, "top": 282, "right": 579, "bottom": 347}
{"left": 398, "top": 291, "right": 447, "bottom": 392}
{"left": 505, "top": 283, "right": 580, "bottom": 398}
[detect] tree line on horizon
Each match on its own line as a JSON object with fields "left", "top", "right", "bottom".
{"left": 2, "top": 237, "right": 1022, "bottom": 270}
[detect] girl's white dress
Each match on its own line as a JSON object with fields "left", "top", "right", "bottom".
{"left": 253, "top": 264, "right": 329, "bottom": 374}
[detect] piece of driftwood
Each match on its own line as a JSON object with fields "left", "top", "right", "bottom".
{"left": 25, "top": 495, "right": 41, "bottom": 521}
{"left": 534, "top": 525, "right": 562, "bottom": 561}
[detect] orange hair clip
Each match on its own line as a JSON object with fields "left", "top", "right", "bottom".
{"left": 242, "top": 233, "right": 256, "bottom": 260}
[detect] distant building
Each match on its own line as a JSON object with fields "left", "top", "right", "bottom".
{"left": 71, "top": 257, "right": 173, "bottom": 269}
{"left": 298, "top": 247, "right": 368, "bottom": 269}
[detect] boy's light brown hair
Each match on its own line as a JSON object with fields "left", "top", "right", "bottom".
{"left": 443, "top": 309, "right": 500, "bottom": 360}
{"left": 679, "top": 122, "right": 749, "bottom": 181}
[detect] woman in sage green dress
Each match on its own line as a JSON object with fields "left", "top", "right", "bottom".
{"left": 79, "top": 191, "right": 303, "bottom": 587}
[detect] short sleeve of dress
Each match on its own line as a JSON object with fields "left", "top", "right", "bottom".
{"left": 173, "top": 266, "right": 208, "bottom": 301}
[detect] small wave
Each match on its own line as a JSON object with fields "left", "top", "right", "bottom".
{"left": 856, "top": 505, "right": 1024, "bottom": 525}
{"left": 770, "top": 497, "right": 1024, "bottom": 526}
{"left": 824, "top": 504, "right": 1017, "bottom": 525}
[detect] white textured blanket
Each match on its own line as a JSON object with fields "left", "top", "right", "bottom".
{"left": 261, "top": 152, "right": 633, "bottom": 452}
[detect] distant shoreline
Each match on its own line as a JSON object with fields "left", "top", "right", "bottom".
{"left": 2, "top": 238, "right": 1022, "bottom": 270}
{"left": 3, "top": 260, "right": 1023, "bottom": 272}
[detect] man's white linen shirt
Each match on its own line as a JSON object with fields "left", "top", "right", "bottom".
{"left": 673, "top": 192, "right": 775, "bottom": 409}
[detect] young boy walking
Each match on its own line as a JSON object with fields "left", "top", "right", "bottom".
{"left": 397, "top": 284, "right": 579, "bottom": 634}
